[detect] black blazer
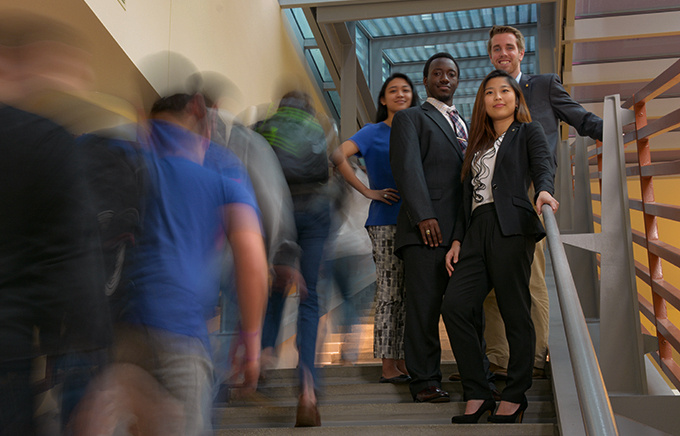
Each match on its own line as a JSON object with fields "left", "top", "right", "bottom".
{"left": 390, "top": 101, "right": 465, "bottom": 255}
{"left": 453, "top": 121, "right": 554, "bottom": 244}
{"left": 519, "top": 73, "right": 603, "bottom": 158}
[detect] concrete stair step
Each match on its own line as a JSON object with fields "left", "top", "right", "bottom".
{"left": 259, "top": 362, "right": 457, "bottom": 382}
{"left": 255, "top": 362, "right": 550, "bottom": 386}
{"left": 215, "top": 401, "right": 556, "bottom": 428}
{"left": 225, "top": 379, "right": 554, "bottom": 406}
{"left": 216, "top": 423, "right": 557, "bottom": 435}
{"left": 216, "top": 361, "right": 556, "bottom": 434}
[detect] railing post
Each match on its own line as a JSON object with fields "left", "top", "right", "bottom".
{"left": 562, "top": 136, "right": 599, "bottom": 320}
{"left": 555, "top": 138, "right": 573, "bottom": 229}
{"left": 561, "top": 94, "right": 648, "bottom": 395}
{"left": 598, "top": 95, "right": 648, "bottom": 395}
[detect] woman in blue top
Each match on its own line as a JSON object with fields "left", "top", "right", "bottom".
{"left": 332, "top": 73, "right": 419, "bottom": 382}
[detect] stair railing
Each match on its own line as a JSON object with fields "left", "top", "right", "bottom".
{"left": 551, "top": 58, "right": 680, "bottom": 435}
{"left": 543, "top": 205, "right": 618, "bottom": 435}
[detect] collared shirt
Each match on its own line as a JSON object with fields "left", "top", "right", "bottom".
{"left": 426, "top": 97, "right": 469, "bottom": 138}
{"left": 471, "top": 132, "right": 505, "bottom": 212}
{"left": 515, "top": 71, "right": 523, "bottom": 83}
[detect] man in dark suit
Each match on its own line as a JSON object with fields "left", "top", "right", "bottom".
{"left": 481, "top": 25, "right": 603, "bottom": 379}
{"left": 389, "top": 52, "right": 467, "bottom": 403}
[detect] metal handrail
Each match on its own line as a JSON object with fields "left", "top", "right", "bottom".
{"left": 542, "top": 205, "right": 619, "bottom": 436}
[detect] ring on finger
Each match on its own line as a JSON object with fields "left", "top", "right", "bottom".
{"left": 425, "top": 229, "right": 431, "bottom": 235}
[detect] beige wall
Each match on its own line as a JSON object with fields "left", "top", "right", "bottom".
{"left": 85, "top": 0, "right": 325, "bottom": 116}
{"left": 0, "top": 0, "right": 159, "bottom": 118}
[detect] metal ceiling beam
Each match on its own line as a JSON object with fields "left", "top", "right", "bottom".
{"left": 340, "top": 20, "right": 358, "bottom": 141}
{"left": 310, "top": 17, "right": 375, "bottom": 135}
{"left": 316, "top": 0, "right": 555, "bottom": 23}
{"left": 280, "top": 0, "right": 400, "bottom": 8}
{"left": 536, "top": 2, "right": 557, "bottom": 73}
{"left": 302, "top": 8, "right": 340, "bottom": 85}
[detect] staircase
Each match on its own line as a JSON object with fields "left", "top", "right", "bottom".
{"left": 214, "top": 361, "right": 558, "bottom": 435}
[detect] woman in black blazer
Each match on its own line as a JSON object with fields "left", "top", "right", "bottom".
{"left": 442, "top": 70, "right": 559, "bottom": 424}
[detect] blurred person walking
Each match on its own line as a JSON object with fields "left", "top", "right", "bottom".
{"left": 332, "top": 73, "right": 419, "bottom": 383}
{"left": 72, "top": 93, "right": 269, "bottom": 436}
{"left": 0, "top": 17, "right": 112, "bottom": 436}
{"left": 320, "top": 165, "right": 373, "bottom": 366}
{"left": 254, "top": 91, "right": 332, "bottom": 427}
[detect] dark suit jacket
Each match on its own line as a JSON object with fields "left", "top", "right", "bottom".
{"left": 390, "top": 101, "right": 465, "bottom": 255}
{"left": 454, "top": 121, "right": 554, "bottom": 244}
{"left": 0, "top": 105, "right": 112, "bottom": 360}
{"left": 519, "top": 73, "right": 603, "bottom": 158}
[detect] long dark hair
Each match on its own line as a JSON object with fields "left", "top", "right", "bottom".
{"left": 461, "top": 69, "right": 531, "bottom": 180}
{"left": 375, "top": 73, "right": 420, "bottom": 123}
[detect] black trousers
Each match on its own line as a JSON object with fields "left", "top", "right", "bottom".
{"left": 401, "top": 244, "right": 450, "bottom": 398}
{"left": 442, "top": 204, "right": 535, "bottom": 403}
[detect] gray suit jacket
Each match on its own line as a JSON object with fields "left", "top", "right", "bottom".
{"left": 520, "top": 73, "right": 603, "bottom": 158}
{"left": 389, "top": 101, "right": 465, "bottom": 255}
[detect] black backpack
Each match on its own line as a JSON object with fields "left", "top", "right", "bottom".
{"left": 76, "top": 133, "right": 147, "bottom": 300}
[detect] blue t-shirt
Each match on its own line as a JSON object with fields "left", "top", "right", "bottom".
{"left": 123, "top": 121, "right": 259, "bottom": 348}
{"left": 349, "top": 122, "right": 401, "bottom": 226}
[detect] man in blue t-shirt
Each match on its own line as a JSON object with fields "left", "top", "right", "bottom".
{"left": 82, "top": 93, "right": 269, "bottom": 436}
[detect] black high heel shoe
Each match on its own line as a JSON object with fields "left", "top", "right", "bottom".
{"left": 451, "top": 398, "right": 496, "bottom": 424}
{"left": 488, "top": 397, "right": 528, "bottom": 423}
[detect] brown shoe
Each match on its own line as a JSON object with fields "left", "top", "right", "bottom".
{"left": 448, "top": 372, "right": 461, "bottom": 381}
{"left": 414, "top": 386, "right": 450, "bottom": 403}
{"left": 489, "top": 363, "right": 508, "bottom": 380}
{"left": 294, "top": 397, "right": 320, "bottom": 427}
{"left": 532, "top": 367, "right": 547, "bottom": 378}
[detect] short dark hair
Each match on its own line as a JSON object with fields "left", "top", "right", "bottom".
{"left": 375, "top": 73, "right": 420, "bottom": 123}
{"left": 423, "top": 52, "right": 459, "bottom": 79}
{"left": 150, "top": 93, "right": 194, "bottom": 116}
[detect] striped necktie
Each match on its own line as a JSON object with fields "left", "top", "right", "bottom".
{"left": 448, "top": 108, "right": 468, "bottom": 153}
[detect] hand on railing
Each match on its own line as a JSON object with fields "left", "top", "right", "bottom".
{"left": 536, "top": 190, "right": 559, "bottom": 214}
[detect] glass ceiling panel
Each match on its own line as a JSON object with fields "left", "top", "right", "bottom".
{"left": 359, "top": 5, "right": 538, "bottom": 38}
{"left": 383, "top": 35, "right": 536, "bottom": 66}
{"left": 309, "top": 48, "right": 333, "bottom": 83}
{"left": 356, "top": 27, "right": 370, "bottom": 84}
{"left": 286, "top": 3, "right": 541, "bottom": 125}
{"left": 291, "top": 8, "right": 315, "bottom": 40}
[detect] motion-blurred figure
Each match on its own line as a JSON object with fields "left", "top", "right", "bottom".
{"left": 73, "top": 93, "right": 268, "bottom": 436}
{"left": 0, "top": 15, "right": 112, "bottom": 435}
{"left": 193, "top": 72, "right": 301, "bottom": 392}
{"left": 320, "top": 166, "right": 374, "bottom": 366}
{"left": 253, "top": 90, "right": 332, "bottom": 427}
